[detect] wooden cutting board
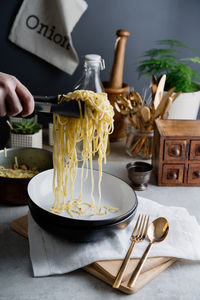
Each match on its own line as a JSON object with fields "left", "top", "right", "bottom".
{"left": 11, "top": 215, "right": 176, "bottom": 294}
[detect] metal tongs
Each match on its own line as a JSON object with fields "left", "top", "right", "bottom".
{"left": 34, "top": 95, "right": 84, "bottom": 118}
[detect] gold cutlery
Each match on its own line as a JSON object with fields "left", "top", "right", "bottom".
{"left": 113, "top": 214, "right": 149, "bottom": 289}
{"left": 128, "top": 217, "right": 169, "bottom": 288}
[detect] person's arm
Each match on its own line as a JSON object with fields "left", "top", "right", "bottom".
{"left": 0, "top": 72, "right": 34, "bottom": 117}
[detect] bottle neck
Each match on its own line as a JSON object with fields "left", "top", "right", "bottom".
{"left": 75, "top": 65, "right": 104, "bottom": 93}
{"left": 84, "top": 66, "right": 101, "bottom": 79}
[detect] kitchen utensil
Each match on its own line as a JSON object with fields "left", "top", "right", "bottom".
{"left": 151, "top": 75, "right": 158, "bottom": 102}
{"left": 126, "top": 162, "right": 153, "bottom": 190}
{"left": 172, "top": 91, "right": 182, "bottom": 103}
{"left": 103, "top": 29, "right": 130, "bottom": 142}
{"left": 34, "top": 95, "right": 84, "bottom": 118}
{"left": 153, "top": 74, "right": 166, "bottom": 110}
{"left": 0, "top": 148, "right": 53, "bottom": 205}
{"left": 126, "top": 128, "right": 154, "bottom": 159}
{"left": 28, "top": 168, "right": 138, "bottom": 242}
{"left": 140, "top": 106, "right": 151, "bottom": 124}
{"left": 11, "top": 215, "right": 176, "bottom": 294}
{"left": 113, "top": 214, "right": 149, "bottom": 289}
{"left": 128, "top": 217, "right": 169, "bottom": 287}
{"left": 108, "top": 29, "right": 130, "bottom": 89}
{"left": 161, "top": 97, "right": 173, "bottom": 119}
{"left": 154, "top": 87, "right": 176, "bottom": 119}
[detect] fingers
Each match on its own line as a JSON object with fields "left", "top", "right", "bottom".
{"left": 15, "top": 80, "right": 34, "bottom": 117}
{"left": 6, "top": 90, "right": 23, "bottom": 117}
{"left": 0, "top": 87, "right": 7, "bottom": 117}
{"left": 0, "top": 72, "right": 34, "bottom": 117}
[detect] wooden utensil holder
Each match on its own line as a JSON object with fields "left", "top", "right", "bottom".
{"left": 103, "top": 82, "right": 130, "bottom": 142}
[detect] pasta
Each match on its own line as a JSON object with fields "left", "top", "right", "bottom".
{"left": 51, "top": 90, "right": 118, "bottom": 217}
{"left": 0, "top": 166, "right": 39, "bottom": 178}
{"left": 0, "top": 150, "right": 39, "bottom": 178}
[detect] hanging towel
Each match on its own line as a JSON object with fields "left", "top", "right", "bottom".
{"left": 8, "top": 0, "right": 88, "bottom": 75}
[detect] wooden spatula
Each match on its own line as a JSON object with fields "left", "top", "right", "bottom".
{"left": 153, "top": 74, "right": 166, "bottom": 110}
{"left": 154, "top": 87, "right": 176, "bottom": 119}
{"left": 140, "top": 106, "right": 151, "bottom": 123}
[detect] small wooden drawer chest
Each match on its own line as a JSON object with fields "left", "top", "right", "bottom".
{"left": 153, "top": 119, "right": 200, "bottom": 186}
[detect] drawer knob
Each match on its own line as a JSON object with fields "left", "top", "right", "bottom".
{"left": 169, "top": 146, "right": 180, "bottom": 157}
{"left": 195, "top": 145, "right": 200, "bottom": 154}
{"left": 194, "top": 170, "right": 200, "bottom": 178}
{"left": 168, "top": 170, "right": 178, "bottom": 180}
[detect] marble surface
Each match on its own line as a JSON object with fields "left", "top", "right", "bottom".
{"left": 1, "top": 141, "right": 200, "bottom": 300}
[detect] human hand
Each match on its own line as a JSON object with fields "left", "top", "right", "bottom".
{"left": 0, "top": 72, "right": 34, "bottom": 117}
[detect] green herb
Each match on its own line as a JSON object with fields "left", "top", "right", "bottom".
{"left": 137, "top": 39, "right": 200, "bottom": 92}
{"left": 11, "top": 120, "right": 42, "bottom": 134}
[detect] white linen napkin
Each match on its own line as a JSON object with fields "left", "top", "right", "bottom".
{"left": 9, "top": 0, "right": 87, "bottom": 74}
{"left": 28, "top": 196, "right": 200, "bottom": 277}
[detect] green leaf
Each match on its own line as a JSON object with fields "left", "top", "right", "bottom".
{"left": 155, "top": 39, "right": 194, "bottom": 50}
{"left": 11, "top": 120, "right": 42, "bottom": 134}
{"left": 137, "top": 39, "right": 200, "bottom": 92}
{"left": 143, "top": 48, "right": 176, "bottom": 58}
{"left": 181, "top": 56, "right": 200, "bottom": 64}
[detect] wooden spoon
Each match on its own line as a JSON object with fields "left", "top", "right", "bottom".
{"left": 153, "top": 74, "right": 166, "bottom": 110}
{"left": 152, "top": 75, "right": 158, "bottom": 102}
{"left": 161, "top": 97, "right": 173, "bottom": 119}
{"left": 140, "top": 106, "right": 151, "bottom": 123}
{"left": 154, "top": 87, "right": 176, "bottom": 119}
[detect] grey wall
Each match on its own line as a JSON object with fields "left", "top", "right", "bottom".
{"left": 1, "top": 0, "right": 200, "bottom": 94}
{"left": 0, "top": 0, "right": 200, "bottom": 146}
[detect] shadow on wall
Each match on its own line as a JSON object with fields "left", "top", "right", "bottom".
{"left": 0, "top": 117, "right": 10, "bottom": 149}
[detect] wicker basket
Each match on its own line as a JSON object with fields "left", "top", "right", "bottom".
{"left": 10, "top": 129, "right": 42, "bottom": 148}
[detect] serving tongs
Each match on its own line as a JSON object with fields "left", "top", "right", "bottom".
{"left": 34, "top": 95, "right": 84, "bottom": 118}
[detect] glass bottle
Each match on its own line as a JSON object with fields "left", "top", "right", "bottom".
{"left": 74, "top": 54, "right": 105, "bottom": 92}
{"left": 74, "top": 54, "right": 110, "bottom": 155}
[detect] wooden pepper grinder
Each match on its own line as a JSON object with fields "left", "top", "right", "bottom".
{"left": 103, "top": 29, "right": 130, "bottom": 142}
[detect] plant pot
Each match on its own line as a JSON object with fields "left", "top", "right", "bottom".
{"left": 10, "top": 129, "right": 42, "bottom": 148}
{"left": 167, "top": 91, "right": 200, "bottom": 120}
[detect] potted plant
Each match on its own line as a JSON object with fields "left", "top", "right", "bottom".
{"left": 137, "top": 39, "right": 200, "bottom": 119}
{"left": 10, "top": 119, "right": 42, "bottom": 148}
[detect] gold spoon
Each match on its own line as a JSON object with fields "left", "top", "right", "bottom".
{"left": 128, "top": 217, "right": 169, "bottom": 288}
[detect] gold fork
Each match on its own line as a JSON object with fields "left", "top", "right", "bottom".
{"left": 113, "top": 214, "right": 150, "bottom": 289}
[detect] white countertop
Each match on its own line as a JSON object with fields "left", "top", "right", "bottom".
{"left": 1, "top": 141, "right": 200, "bottom": 300}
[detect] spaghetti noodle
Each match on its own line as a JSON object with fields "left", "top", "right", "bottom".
{"left": 51, "top": 90, "right": 118, "bottom": 217}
